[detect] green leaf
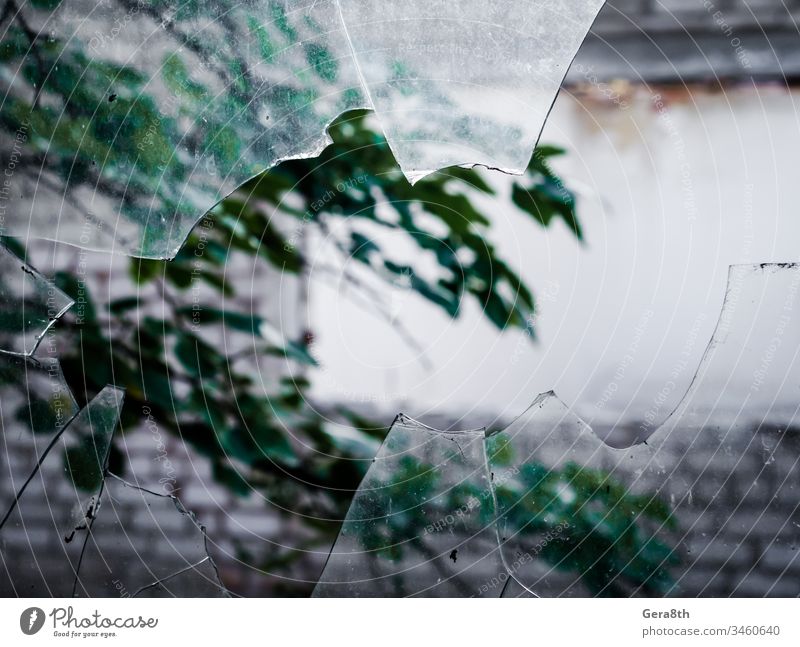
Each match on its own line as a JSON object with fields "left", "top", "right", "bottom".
{"left": 174, "top": 334, "right": 219, "bottom": 377}
{"left": 220, "top": 421, "right": 297, "bottom": 468}
{"left": 181, "top": 307, "right": 260, "bottom": 334}
{"left": 129, "top": 258, "right": 165, "bottom": 285}
{"left": 30, "top": 0, "right": 62, "bottom": 10}
{"left": 511, "top": 182, "right": 582, "bottom": 240}
{"left": 108, "top": 296, "right": 141, "bottom": 314}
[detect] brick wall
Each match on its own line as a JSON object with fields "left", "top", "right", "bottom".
{"left": 569, "top": 0, "right": 800, "bottom": 81}
{"left": 2, "top": 412, "right": 797, "bottom": 597}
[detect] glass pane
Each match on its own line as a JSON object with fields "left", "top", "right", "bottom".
{"left": 338, "top": 0, "right": 606, "bottom": 182}
{"left": 0, "top": 352, "right": 79, "bottom": 521}
{"left": 0, "top": 0, "right": 366, "bottom": 257}
{"left": 72, "top": 474, "right": 227, "bottom": 598}
{"left": 314, "top": 414, "right": 503, "bottom": 597}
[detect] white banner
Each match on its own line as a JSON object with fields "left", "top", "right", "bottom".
{"left": 1, "top": 598, "right": 798, "bottom": 646}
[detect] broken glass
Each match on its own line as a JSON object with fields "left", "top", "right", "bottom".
{"left": 0, "top": 352, "right": 79, "bottom": 568}
{"left": 0, "top": 242, "right": 78, "bottom": 532}
{"left": 338, "top": 0, "right": 607, "bottom": 182}
{"left": 61, "top": 387, "right": 125, "bottom": 545}
{"left": 71, "top": 474, "right": 227, "bottom": 598}
{"left": 487, "top": 394, "right": 681, "bottom": 597}
{"left": 0, "top": 387, "right": 122, "bottom": 595}
{"left": 0, "top": 351, "right": 77, "bottom": 451}
{"left": 0, "top": 242, "right": 226, "bottom": 596}
{"left": 0, "top": 243, "right": 73, "bottom": 356}
{"left": 0, "top": 0, "right": 603, "bottom": 257}
{"left": 319, "top": 264, "right": 800, "bottom": 596}
{"left": 313, "top": 414, "right": 504, "bottom": 597}
{"left": 492, "top": 263, "right": 800, "bottom": 597}
{"left": 0, "top": 383, "right": 227, "bottom": 596}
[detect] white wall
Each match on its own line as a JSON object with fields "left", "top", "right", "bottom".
{"left": 308, "top": 83, "right": 800, "bottom": 429}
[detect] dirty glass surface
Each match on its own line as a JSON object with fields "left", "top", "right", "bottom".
{"left": 4, "top": 0, "right": 796, "bottom": 600}
{"left": 338, "top": 0, "right": 607, "bottom": 182}
{"left": 0, "top": 0, "right": 365, "bottom": 257}
{"left": 313, "top": 414, "right": 504, "bottom": 597}
{"left": 0, "top": 0, "right": 604, "bottom": 257}
{"left": 0, "top": 380, "right": 226, "bottom": 596}
{"left": 0, "top": 244, "right": 226, "bottom": 596}
{"left": 0, "top": 387, "right": 123, "bottom": 595}
{"left": 0, "top": 243, "right": 73, "bottom": 355}
{"left": 318, "top": 264, "right": 800, "bottom": 596}
{"left": 0, "top": 352, "right": 78, "bottom": 522}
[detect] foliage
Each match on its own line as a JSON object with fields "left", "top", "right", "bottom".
{"left": 0, "top": 0, "right": 586, "bottom": 592}
{"left": 2, "top": 110, "right": 580, "bottom": 587}
{"left": 348, "top": 449, "right": 678, "bottom": 595}
{"left": 45, "top": 118, "right": 576, "bottom": 592}
{"left": 490, "top": 428, "right": 679, "bottom": 595}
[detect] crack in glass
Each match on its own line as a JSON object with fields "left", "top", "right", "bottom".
{"left": 72, "top": 474, "right": 228, "bottom": 598}
{"left": 0, "top": 244, "right": 226, "bottom": 597}
{"left": 0, "top": 243, "right": 73, "bottom": 356}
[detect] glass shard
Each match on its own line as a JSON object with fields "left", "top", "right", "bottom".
{"left": 0, "top": 243, "right": 225, "bottom": 596}
{"left": 313, "top": 414, "right": 504, "bottom": 597}
{"left": 0, "top": 243, "right": 73, "bottom": 356}
{"left": 0, "top": 1, "right": 603, "bottom": 256}
{"left": 338, "top": 0, "right": 606, "bottom": 182}
{"left": 61, "top": 387, "right": 125, "bottom": 544}
{"left": 488, "top": 394, "right": 681, "bottom": 597}
{"left": 0, "top": 352, "right": 79, "bottom": 518}
{"left": 491, "top": 264, "right": 800, "bottom": 597}
{"left": 0, "top": 0, "right": 365, "bottom": 258}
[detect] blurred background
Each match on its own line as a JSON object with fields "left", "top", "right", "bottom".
{"left": 3, "top": 0, "right": 800, "bottom": 596}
